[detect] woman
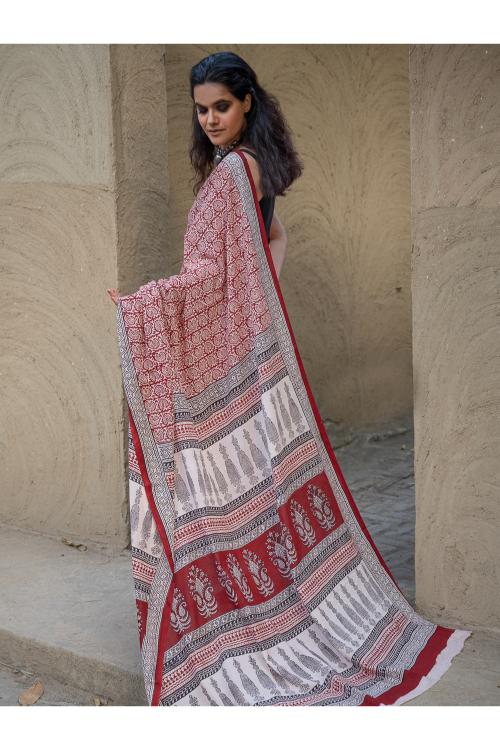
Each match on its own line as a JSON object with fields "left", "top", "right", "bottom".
{"left": 108, "top": 52, "right": 470, "bottom": 706}
{"left": 108, "top": 51, "right": 300, "bottom": 304}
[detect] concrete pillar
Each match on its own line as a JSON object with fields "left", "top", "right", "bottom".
{"left": 411, "top": 45, "right": 500, "bottom": 632}
{"left": 0, "top": 44, "right": 169, "bottom": 551}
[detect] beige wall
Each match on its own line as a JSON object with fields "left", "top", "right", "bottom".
{"left": 164, "top": 44, "right": 413, "bottom": 438}
{"left": 111, "top": 45, "right": 172, "bottom": 292}
{"left": 1, "top": 44, "right": 412, "bottom": 547}
{"left": 411, "top": 45, "right": 500, "bottom": 632}
{"left": 0, "top": 45, "right": 126, "bottom": 549}
{"left": 3, "top": 42, "right": 498, "bottom": 631}
{"left": 0, "top": 45, "right": 170, "bottom": 550}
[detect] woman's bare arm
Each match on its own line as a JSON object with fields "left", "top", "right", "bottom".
{"left": 268, "top": 211, "right": 287, "bottom": 278}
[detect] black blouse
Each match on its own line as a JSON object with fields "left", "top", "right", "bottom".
{"left": 238, "top": 147, "right": 275, "bottom": 242}
{"left": 258, "top": 194, "right": 276, "bottom": 243}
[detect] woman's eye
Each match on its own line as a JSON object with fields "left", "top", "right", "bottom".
{"left": 197, "top": 105, "right": 229, "bottom": 114}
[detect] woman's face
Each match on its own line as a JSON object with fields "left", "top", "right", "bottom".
{"left": 193, "top": 82, "right": 251, "bottom": 148}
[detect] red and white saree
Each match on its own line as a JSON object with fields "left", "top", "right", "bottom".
{"left": 115, "top": 148, "right": 470, "bottom": 706}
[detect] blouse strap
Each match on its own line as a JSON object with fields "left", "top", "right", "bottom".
{"left": 238, "top": 146, "right": 258, "bottom": 159}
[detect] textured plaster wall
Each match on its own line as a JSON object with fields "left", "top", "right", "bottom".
{"left": 163, "top": 44, "right": 413, "bottom": 438}
{"left": 0, "top": 45, "right": 124, "bottom": 547}
{"left": 111, "top": 45, "right": 172, "bottom": 293}
{"left": 0, "top": 45, "right": 170, "bottom": 549}
{"left": 411, "top": 45, "right": 500, "bottom": 631}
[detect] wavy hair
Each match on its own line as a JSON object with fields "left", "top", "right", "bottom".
{"left": 188, "top": 51, "right": 303, "bottom": 197}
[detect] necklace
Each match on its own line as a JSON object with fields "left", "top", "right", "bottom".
{"left": 213, "top": 134, "right": 245, "bottom": 166}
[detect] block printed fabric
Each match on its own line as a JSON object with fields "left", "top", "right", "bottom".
{"left": 115, "top": 149, "right": 471, "bottom": 706}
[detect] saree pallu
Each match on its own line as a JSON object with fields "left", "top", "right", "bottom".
{"left": 115, "top": 149, "right": 471, "bottom": 706}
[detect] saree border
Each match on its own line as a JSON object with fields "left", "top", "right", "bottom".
{"left": 228, "top": 149, "right": 471, "bottom": 705}
{"left": 116, "top": 302, "right": 176, "bottom": 705}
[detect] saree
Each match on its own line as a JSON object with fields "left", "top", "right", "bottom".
{"left": 115, "top": 148, "right": 471, "bottom": 706}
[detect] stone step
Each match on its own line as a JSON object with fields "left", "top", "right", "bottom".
{"left": 0, "top": 525, "right": 147, "bottom": 705}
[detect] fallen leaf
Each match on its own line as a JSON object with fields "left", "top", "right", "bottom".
{"left": 61, "top": 538, "right": 88, "bottom": 552}
{"left": 18, "top": 680, "right": 44, "bottom": 706}
{"left": 93, "top": 695, "right": 109, "bottom": 706}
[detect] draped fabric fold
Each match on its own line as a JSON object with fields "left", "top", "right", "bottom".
{"left": 115, "top": 149, "right": 470, "bottom": 706}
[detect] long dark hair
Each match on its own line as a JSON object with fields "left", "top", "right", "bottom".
{"left": 189, "top": 51, "right": 303, "bottom": 197}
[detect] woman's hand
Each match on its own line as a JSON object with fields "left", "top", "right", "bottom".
{"left": 107, "top": 288, "right": 120, "bottom": 305}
